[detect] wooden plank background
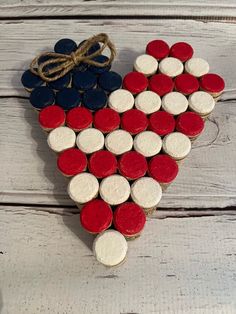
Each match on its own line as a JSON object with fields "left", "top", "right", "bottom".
{"left": 1, "top": 96, "right": 236, "bottom": 209}
{"left": 1, "top": 0, "right": 236, "bottom": 18}
{"left": 0, "top": 19, "right": 235, "bottom": 209}
{"left": 1, "top": 206, "right": 236, "bottom": 314}
{"left": 0, "top": 2, "right": 236, "bottom": 314}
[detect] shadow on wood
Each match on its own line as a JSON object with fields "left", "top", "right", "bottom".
{"left": 62, "top": 213, "right": 95, "bottom": 252}
{"left": 23, "top": 101, "right": 71, "bottom": 204}
{"left": 23, "top": 99, "right": 94, "bottom": 251}
{"left": 0, "top": 289, "right": 3, "bottom": 314}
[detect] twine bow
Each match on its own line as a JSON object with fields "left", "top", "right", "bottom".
{"left": 30, "top": 33, "right": 116, "bottom": 83}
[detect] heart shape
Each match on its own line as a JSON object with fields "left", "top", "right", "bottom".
{"left": 21, "top": 36, "right": 225, "bottom": 267}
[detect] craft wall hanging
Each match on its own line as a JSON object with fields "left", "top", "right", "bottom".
{"left": 21, "top": 33, "right": 225, "bottom": 267}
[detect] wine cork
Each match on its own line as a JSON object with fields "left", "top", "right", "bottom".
{"left": 57, "top": 148, "right": 87, "bottom": 177}
{"left": 188, "top": 91, "right": 215, "bottom": 118}
{"left": 169, "top": 42, "right": 193, "bottom": 62}
{"left": 146, "top": 39, "right": 170, "bottom": 60}
{"left": 131, "top": 177, "right": 162, "bottom": 215}
{"left": 118, "top": 151, "right": 148, "bottom": 180}
{"left": 162, "top": 132, "right": 191, "bottom": 161}
{"left": 29, "top": 86, "right": 55, "bottom": 110}
{"left": 48, "top": 72, "right": 71, "bottom": 91}
{"left": 174, "top": 74, "right": 199, "bottom": 96}
{"left": 47, "top": 126, "right": 76, "bottom": 153}
{"left": 98, "top": 71, "right": 122, "bottom": 93}
{"left": 162, "top": 92, "right": 188, "bottom": 115}
{"left": 56, "top": 88, "right": 81, "bottom": 110}
{"left": 176, "top": 112, "right": 205, "bottom": 140}
{"left": 149, "top": 74, "right": 174, "bottom": 97}
{"left": 134, "top": 91, "right": 161, "bottom": 114}
{"left": 83, "top": 88, "right": 107, "bottom": 111}
{"left": 105, "top": 130, "right": 133, "bottom": 155}
{"left": 133, "top": 54, "right": 158, "bottom": 76}
{"left": 185, "top": 58, "right": 209, "bottom": 77}
{"left": 88, "top": 150, "right": 117, "bottom": 178}
{"left": 39, "top": 105, "right": 66, "bottom": 131}
{"left": 93, "top": 108, "right": 120, "bottom": 133}
{"left": 134, "top": 131, "right": 162, "bottom": 157}
{"left": 76, "top": 128, "right": 104, "bottom": 154}
{"left": 80, "top": 199, "right": 113, "bottom": 234}
{"left": 93, "top": 230, "right": 128, "bottom": 267}
{"left": 121, "top": 109, "right": 148, "bottom": 135}
{"left": 21, "top": 69, "right": 44, "bottom": 92}
{"left": 99, "top": 174, "right": 130, "bottom": 206}
{"left": 113, "top": 202, "right": 146, "bottom": 239}
{"left": 66, "top": 107, "right": 93, "bottom": 132}
{"left": 123, "top": 72, "right": 148, "bottom": 95}
{"left": 67, "top": 172, "right": 99, "bottom": 205}
{"left": 159, "top": 57, "right": 184, "bottom": 77}
{"left": 199, "top": 73, "right": 225, "bottom": 98}
{"left": 108, "top": 89, "right": 134, "bottom": 113}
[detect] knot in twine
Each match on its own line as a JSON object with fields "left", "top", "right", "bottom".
{"left": 30, "top": 33, "right": 116, "bottom": 83}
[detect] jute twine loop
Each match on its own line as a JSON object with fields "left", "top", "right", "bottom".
{"left": 30, "top": 33, "right": 116, "bottom": 83}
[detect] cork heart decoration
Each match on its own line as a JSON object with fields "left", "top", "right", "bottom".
{"left": 21, "top": 34, "right": 225, "bottom": 267}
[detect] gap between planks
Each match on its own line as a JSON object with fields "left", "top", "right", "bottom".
{"left": 0, "top": 1, "right": 236, "bottom": 20}
{"left": 0, "top": 18, "right": 236, "bottom": 209}
{"left": 1, "top": 209, "right": 236, "bottom": 314}
{"left": 0, "top": 15, "right": 236, "bottom": 23}
{"left": 1, "top": 204, "right": 236, "bottom": 219}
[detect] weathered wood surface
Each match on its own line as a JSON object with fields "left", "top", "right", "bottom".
{"left": 1, "top": 0, "right": 236, "bottom": 18}
{"left": 0, "top": 19, "right": 236, "bottom": 97}
{"left": 1, "top": 206, "right": 236, "bottom": 314}
{"left": 0, "top": 96, "right": 236, "bottom": 208}
{"left": 0, "top": 19, "right": 236, "bottom": 208}
{"left": 0, "top": 5, "right": 236, "bottom": 314}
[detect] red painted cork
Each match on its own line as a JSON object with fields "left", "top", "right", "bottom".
{"left": 149, "top": 154, "right": 179, "bottom": 184}
{"left": 118, "top": 151, "right": 148, "bottom": 180}
{"left": 113, "top": 202, "right": 146, "bottom": 237}
{"left": 149, "top": 74, "right": 174, "bottom": 97}
{"left": 149, "top": 111, "right": 175, "bottom": 136}
{"left": 80, "top": 199, "right": 113, "bottom": 234}
{"left": 57, "top": 148, "right": 87, "bottom": 176}
{"left": 170, "top": 42, "right": 194, "bottom": 62}
{"left": 121, "top": 109, "right": 149, "bottom": 135}
{"left": 88, "top": 150, "right": 117, "bottom": 178}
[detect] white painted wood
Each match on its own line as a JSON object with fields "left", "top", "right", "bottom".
{"left": 0, "top": 18, "right": 236, "bottom": 208}
{"left": 1, "top": 206, "right": 236, "bottom": 314}
{"left": 0, "top": 19, "right": 236, "bottom": 96}
{"left": 0, "top": 1, "right": 236, "bottom": 18}
{"left": 0, "top": 96, "right": 236, "bottom": 208}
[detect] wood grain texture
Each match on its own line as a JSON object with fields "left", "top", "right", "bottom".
{"left": 0, "top": 18, "right": 236, "bottom": 208}
{"left": 1, "top": 205, "right": 236, "bottom": 314}
{"left": 0, "top": 96, "right": 236, "bottom": 208}
{"left": 0, "top": 8, "right": 235, "bottom": 314}
{"left": 0, "top": 98, "right": 236, "bottom": 208}
{"left": 0, "top": 0, "right": 236, "bottom": 18}
{"left": 0, "top": 19, "right": 236, "bottom": 97}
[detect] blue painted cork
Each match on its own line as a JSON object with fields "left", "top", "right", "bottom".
{"left": 83, "top": 88, "right": 107, "bottom": 111}
{"left": 72, "top": 70, "right": 97, "bottom": 91}
{"left": 21, "top": 69, "right": 44, "bottom": 91}
{"left": 38, "top": 54, "right": 52, "bottom": 65}
{"left": 38, "top": 54, "right": 60, "bottom": 75}
{"left": 73, "top": 62, "right": 89, "bottom": 73}
{"left": 73, "top": 41, "right": 101, "bottom": 72}
{"left": 78, "top": 40, "right": 101, "bottom": 55}
{"left": 98, "top": 71, "right": 122, "bottom": 93}
{"left": 54, "top": 38, "right": 77, "bottom": 55}
{"left": 30, "top": 86, "right": 55, "bottom": 110}
{"left": 56, "top": 88, "right": 81, "bottom": 110}
{"left": 89, "top": 55, "right": 111, "bottom": 74}
{"left": 48, "top": 72, "right": 71, "bottom": 91}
